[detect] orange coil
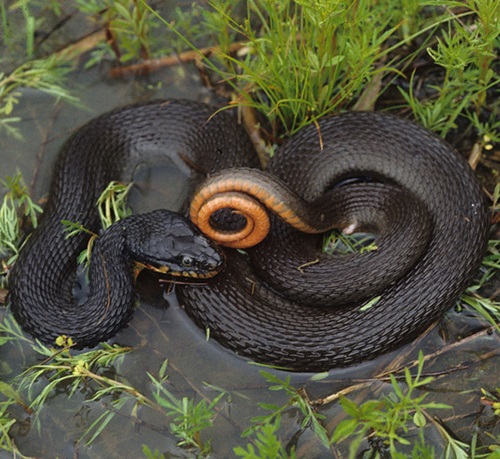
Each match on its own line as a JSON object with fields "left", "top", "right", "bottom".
{"left": 190, "top": 191, "right": 270, "bottom": 249}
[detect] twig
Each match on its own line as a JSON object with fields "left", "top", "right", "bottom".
{"left": 55, "top": 30, "right": 106, "bottom": 59}
{"left": 239, "top": 104, "right": 270, "bottom": 169}
{"left": 109, "top": 41, "right": 246, "bottom": 78}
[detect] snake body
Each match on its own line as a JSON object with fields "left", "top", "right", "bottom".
{"left": 8, "top": 100, "right": 489, "bottom": 370}
{"left": 8, "top": 101, "right": 245, "bottom": 347}
{"left": 179, "top": 109, "right": 490, "bottom": 370}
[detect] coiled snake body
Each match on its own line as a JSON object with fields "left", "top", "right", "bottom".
{"left": 9, "top": 100, "right": 490, "bottom": 371}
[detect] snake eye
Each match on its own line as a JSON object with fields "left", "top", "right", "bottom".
{"left": 181, "top": 256, "right": 193, "bottom": 267}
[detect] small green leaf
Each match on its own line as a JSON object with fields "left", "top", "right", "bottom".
{"left": 158, "top": 358, "right": 169, "bottom": 380}
{"left": 389, "top": 374, "right": 404, "bottom": 399}
{"left": 258, "top": 402, "right": 281, "bottom": 412}
{"left": 359, "top": 295, "right": 381, "bottom": 311}
{"left": 307, "top": 50, "right": 320, "bottom": 70}
{"left": 322, "top": 54, "right": 344, "bottom": 67}
{"left": 331, "top": 418, "right": 358, "bottom": 443}
{"left": 339, "top": 395, "right": 359, "bottom": 417}
{"left": 310, "top": 371, "right": 329, "bottom": 381}
{"left": 413, "top": 411, "right": 426, "bottom": 427}
{"left": 0, "top": 381, "right": 22, "bottom": 403}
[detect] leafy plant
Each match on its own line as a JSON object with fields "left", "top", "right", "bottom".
{"left": 0, "top": 173, "right": 42, "bottom": 281}
{"left": 149, "top": 369, "right": 224, "bottom": 457}
{"left": 331, "top": 352, "right": 461, "bottom": 457}
{"left": 0, "top": 55, "right": 78, "bottom": 138}
{"left": 234, "top": 415, "right": 294, "bottom": 459}
{"left": 461, "top": 232, "right": 500, "bottom": 333}
{"left": 241, "top": 370, "right": 329, "bottom": 450}
{"left": 142, "top": 444, "right": 166, "bottom": 459}
{"left": 0, "top": 401, "right": 25, "bottom": 457}
{"left": 97, "top": 181, "right": 133, "bottom": 229}
{"left": 86, "top": 0, "right": 155, "bottom": 63}
{"left": 62, "top": 180, "right": 133, "bottom": 266}
{"left": 149, "top": 0, "right": 405, "bottom": 137}
{"left": 0, "top": 316, "right": 224, "bottom": 455}
{"left": 400, "top": 0, "right": 500, "bottom": 139}
{"left": 16, "top": 341, "right": 133, "bottom": 414}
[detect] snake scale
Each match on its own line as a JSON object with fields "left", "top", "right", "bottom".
{"left": 8, "top": 99, "right": 490, "bottom": 371}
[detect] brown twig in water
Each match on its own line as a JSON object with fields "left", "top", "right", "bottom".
{"left": 109, "top": 42, "right": 247, "bottom": 78}
{"left": 55, "top": 30, "right": 107, "bottom": 59}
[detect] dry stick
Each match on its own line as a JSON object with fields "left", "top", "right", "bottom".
{"left": 109, "top": 42, "right": 247, "bottom": 78}
{"left": 239, "top": 104, "right": 271, "bottom": 169}
{"left": 379, "top": 328, "right": 499, "bottom": 380}
{"left": 55, "top": 29, "right": 107, "bottom": 58}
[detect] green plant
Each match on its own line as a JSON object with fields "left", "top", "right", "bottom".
{"left": 0, "top": 368, "right": 28, "bottom": 456}
{"left": 234, "top": 415, "right": 294, "bottom": 459}
{"left": 323, "top": 231, "right": 378, "bottom": 255}
{"left": 241, "top": 371, "right": 329, "bottom": 450}
{"left": 74, "top": 0, "right": 196, "bottom": 67}
{"left": 16, "top": 340, "right": 133, "bottom": 414}
{"left": 149, "top": 365, "right": 224, "bottom": 457}
{"left": 149, "top": 0, "right": 403, "bottom": 137}
{"left": 1, "top": 0, "right": 40, "bottom": 60}
{"left": 0, "top": 173, "right": 42, "bottom": 280}
{"left": 0, "top": 401, "right": 26, "bottom": 458}
{"left": 97, "top": 181, "right": 133, "bottom": 228}
{"left": 62, "top": 180, "right": 133, "bottom": 266}
{"left": 0, "top": 316, "right": 223, "bottom": 455}
{"left": 461, "top": 232, "right": 500, "bottom": 333}
{"left": 0, "top": 318, "right": 34, "bottom": 455}
{"left": 142, "top": 444, "right": 166, "bottom": 459}
{"left": 331, "top": 352, "right": 462, "bottom": 457}
{"left": 99, "top": 0, "right": 155, "bottom": 63}
{"left": 400, "top": 0, "right": 500, "bottom": 139}
{"left": 4, "top": 332, "right": 149, "bottom": 447}
{"left": 0, "top": 55, "right": 78, "bottom": 139}
{"left": 0, "top": 0, "right": 82, "bottom": 138}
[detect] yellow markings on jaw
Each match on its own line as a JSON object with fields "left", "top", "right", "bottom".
{"left": 134, "top": 262, "right": 219, "bottom": 280}
{"left": 135, "top": 262, "right": 170, "bottom": 274}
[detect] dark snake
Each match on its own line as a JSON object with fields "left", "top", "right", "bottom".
{"left": 8, "top": 100, "right": 490, "bottom": 371}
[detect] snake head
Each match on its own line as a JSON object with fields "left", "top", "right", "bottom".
{"left": 124, "top": 209, "right": 225, "bottom": 279}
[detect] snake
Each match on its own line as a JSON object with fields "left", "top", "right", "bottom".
{"left": 8, "top": 99, "right": 490, "bottom": 371}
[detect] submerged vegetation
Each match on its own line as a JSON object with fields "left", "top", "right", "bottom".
{"left": 0, "top": 0, "right": 499, "bottom": 457}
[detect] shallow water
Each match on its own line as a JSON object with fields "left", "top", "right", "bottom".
{"left": 1, "top": 16, "right": 499, "bottom": 459}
